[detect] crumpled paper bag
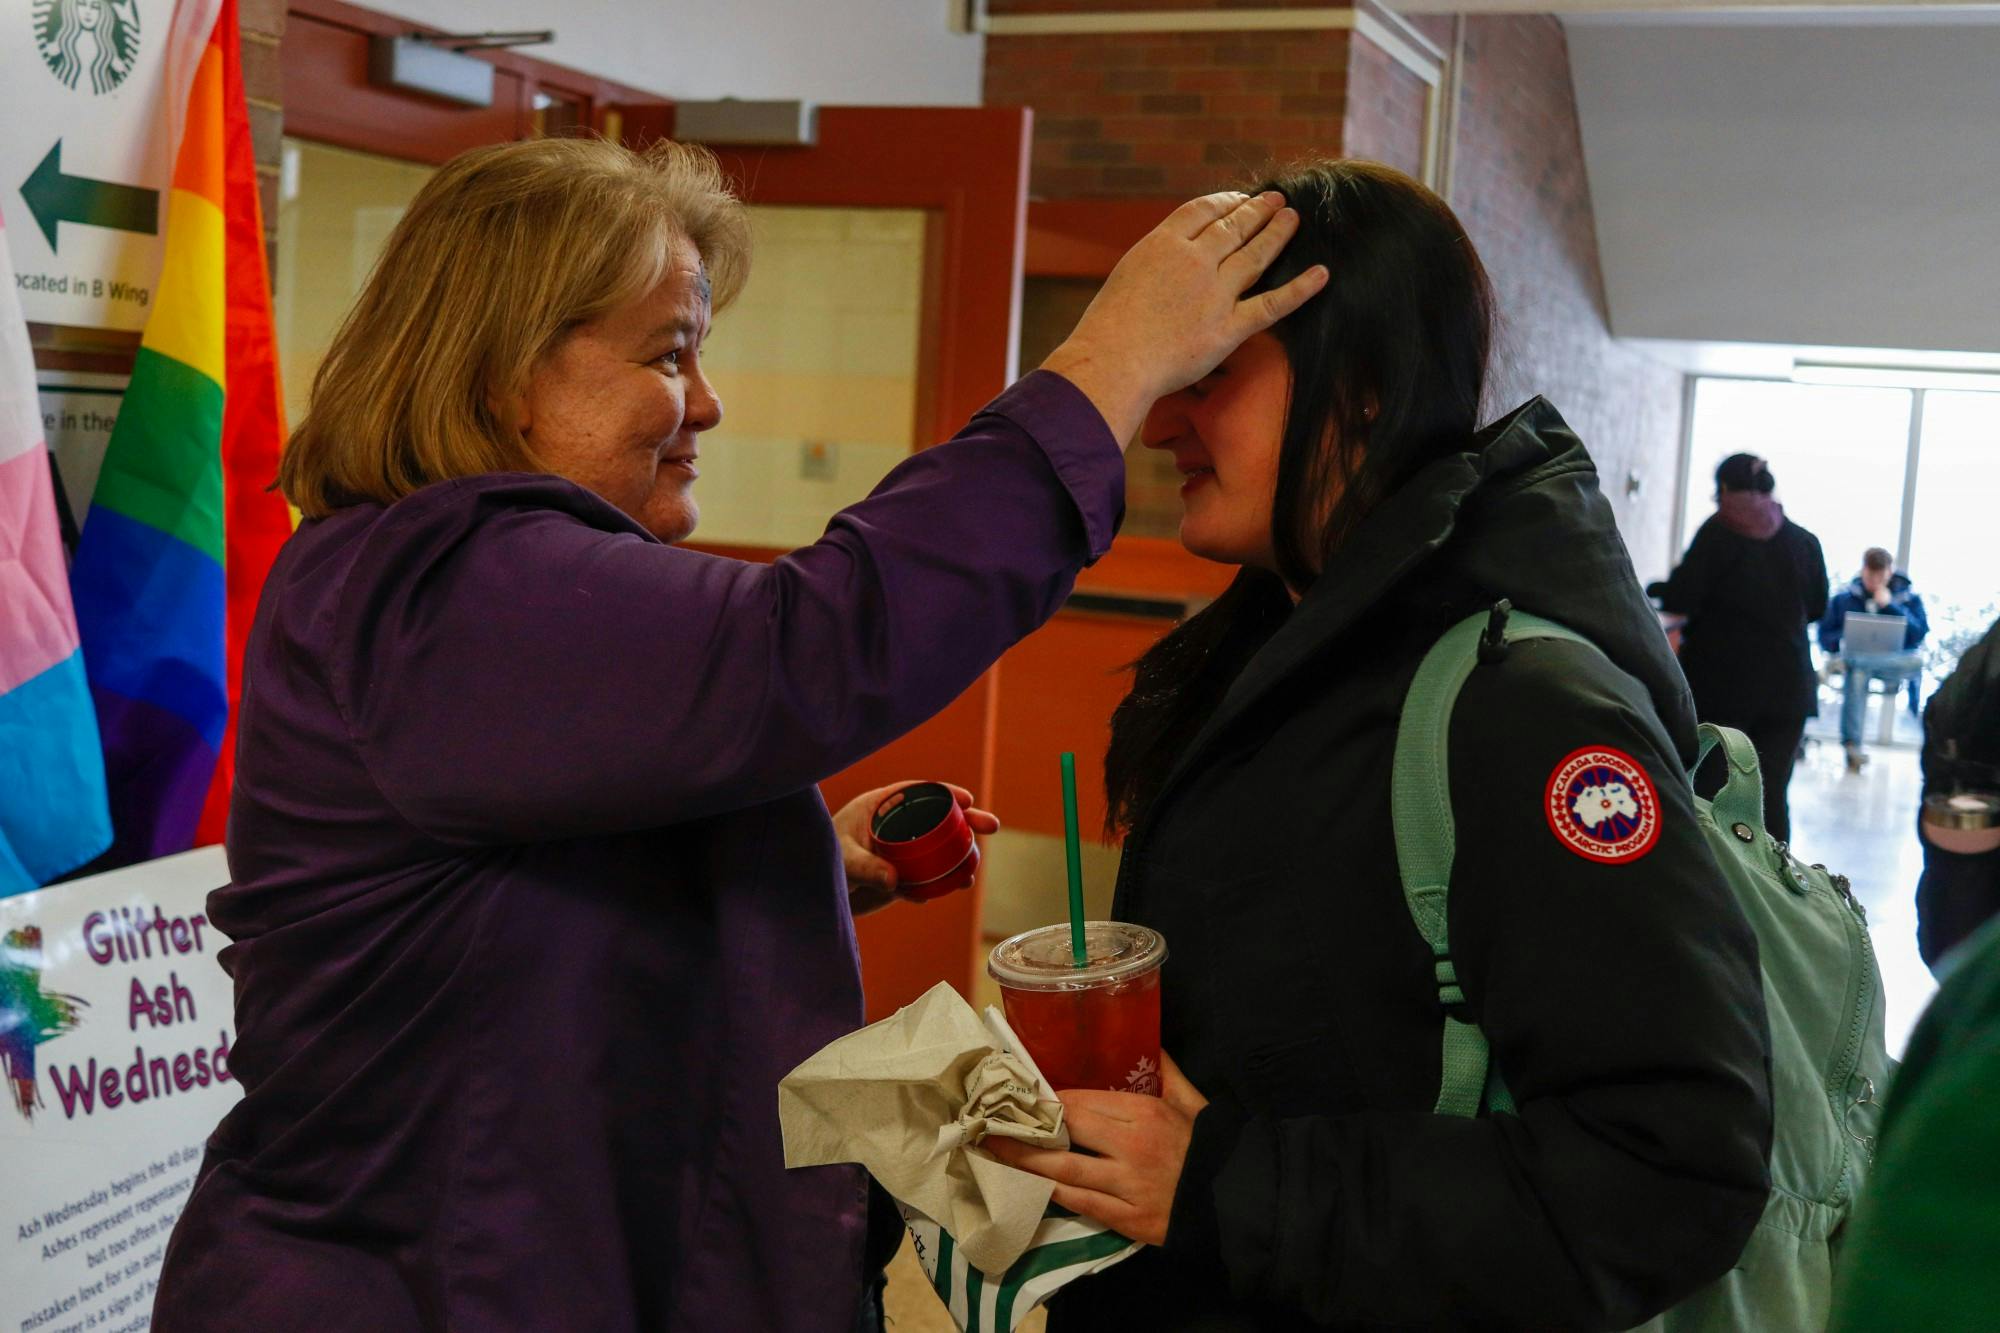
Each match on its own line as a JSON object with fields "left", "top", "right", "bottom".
{"left": 779, "top": 981, "right": 1069, "bottom": 1276}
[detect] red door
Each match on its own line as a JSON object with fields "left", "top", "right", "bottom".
{"left": 620, "top": 106, "right": 1034, "bottom": 1021}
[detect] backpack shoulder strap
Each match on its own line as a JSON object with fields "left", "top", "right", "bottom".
{"left": 1694, "top": 720, "right": 1765, "bottom": 840}
{"left": 1393, "top": 600, "right": 1598, "bottom": 1117}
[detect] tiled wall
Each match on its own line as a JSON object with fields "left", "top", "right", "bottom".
{"left": 273, "top": 140, "right": 435, "bottom": 430}
{"left": 697, "top": 206, "right": 927, "bottom": 549}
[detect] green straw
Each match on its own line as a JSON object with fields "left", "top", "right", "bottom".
{"left": 1061, "top": 751, "right": 1087, "bottom": 967}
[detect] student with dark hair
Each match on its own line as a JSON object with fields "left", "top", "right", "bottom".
{"left": 1652, "top": 453, "right": 1829, "bottom": 840}
{"left": 985, "top": 161, "right": 1771, "bottom": 1330}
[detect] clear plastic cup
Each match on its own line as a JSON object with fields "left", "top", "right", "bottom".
{"left": 987, "top": 922, "right": 1167, "bottom": 1096}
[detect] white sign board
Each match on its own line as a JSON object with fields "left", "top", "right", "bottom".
{"left": 2, "top": 846, "right": 238, "bottom": 1332}
{"left": 39, "top": 373, "right": 127, "bottom": 532}
{"left": 2, "top": 0, "right": 218, "bottom": 332}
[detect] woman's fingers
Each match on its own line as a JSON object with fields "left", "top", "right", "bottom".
{"left": 985, "top": 1095, "right": 1188, "bottom": 1247}
{"left": 943, "top": 783, "right": 1002, "bottom": 835}
{"left": 1159, "top": 1051, "right": 1209, "bottom": 1120}
{"left": 1218, "top": 206, "right": 1301, "bottom": 292}
{"left": 1195, "top": 190, "right": 1286, "bottom": 257}
{"left": 1043, "top": 186, "right": 1309, "bottom": 442}
{"left": 982, "top": 1139, "right": 1122, "bottom": 1195}
{"left": 1059, "top": 1090, "right": 1147, "bottom": 1131}
{"left": 1235, "top": 264, "right": 1330, "bottom": 339}
{"left": 1166, "top": 190, "right": 1253, "bottom": 240}
{"left": 848, "top": 848, "right": 897, "bottom": 889}
{"left": 1046, "top": 1182, "right": 1143, "bottom": 1239}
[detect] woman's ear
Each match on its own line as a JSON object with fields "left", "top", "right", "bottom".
{"left": 489, "top": 382, "right": 531, "bottom": 436}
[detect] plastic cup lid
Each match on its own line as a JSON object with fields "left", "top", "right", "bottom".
{"left": 1925, "top": 791, "right": 2000, "bottom": 829}
{"left": 987, "top": 921, "right": 1166, "bottom": 991}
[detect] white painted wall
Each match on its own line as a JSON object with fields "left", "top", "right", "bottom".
{"left": 1567, "top": 18, "right": 2000, "bottom": 354}
{"left": 365, "top": 0, "right": 985, "bottom": 106}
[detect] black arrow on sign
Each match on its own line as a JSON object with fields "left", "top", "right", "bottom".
{"left": 21, "top": 139, "right": 159, "bottom": 253}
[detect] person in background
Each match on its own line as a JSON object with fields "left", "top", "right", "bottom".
{"left": 1819, "top": 546, "right": 1929, "bottom": 772}
{"left": 1651, "top": 453, "right": 1828, "bottom": 842}
{"left": 1917, "top": 615, "right": 2000, "bottom": 970}
{"left": 986, "top": 161, "right": 1771, "bottom": 1331}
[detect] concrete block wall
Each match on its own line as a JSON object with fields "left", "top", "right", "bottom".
{"left": 1450, "top": 18, "right": 1685, "bottom": 579}
{"left": 241, "top": 0, "right": 287, "bottom": 277}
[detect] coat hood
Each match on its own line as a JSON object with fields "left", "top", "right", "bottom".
{"left": 1717, "top": 490, "right": 1785, "bottom": 540}
{"left": 1181, "top": 398, "right": 1699, "bottom": 776}
{"left": 1442, "top": 399, "right": 1698, "bottom": 758}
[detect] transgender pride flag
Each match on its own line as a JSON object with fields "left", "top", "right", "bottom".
{"left": 0, "top": 221, "right": 112, "bottom": 896}
{"left": 67, "top": 0, "right": 289, "bottom": 867}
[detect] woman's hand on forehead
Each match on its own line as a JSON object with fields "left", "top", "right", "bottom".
{"left": 1042, "top": 192, "right": 1328, "bottom": 445}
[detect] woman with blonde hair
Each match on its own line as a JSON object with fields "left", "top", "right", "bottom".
{"left": 151, "top": 136, "right": 1323, "bottom": 1331}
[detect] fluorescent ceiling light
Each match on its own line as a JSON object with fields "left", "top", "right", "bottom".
{"left": 1792, "top": 361, "right": 2000, "bottom": 393}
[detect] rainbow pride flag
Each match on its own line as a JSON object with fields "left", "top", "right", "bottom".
{"left": 67, "top": 0, "right": 289, "bottom": 867}
{"left": 0, "top": 220, "right": 112, "bottom": 897}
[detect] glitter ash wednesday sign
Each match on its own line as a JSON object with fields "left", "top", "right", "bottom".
{"left": 2, "top": 846, "right": 237, "bottom": 1333}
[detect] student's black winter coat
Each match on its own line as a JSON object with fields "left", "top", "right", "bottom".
{"left": 1919, "top": 615, "right": 2000, "bottom": 967}
{"left": 1050, "top": 400, "right": 1773, "bottom": 1331}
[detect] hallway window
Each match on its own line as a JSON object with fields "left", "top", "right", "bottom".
{"left": 1680, "top": 379, "right": 1913, "bottom": 588}
{"left": 1908, "top": 391, "right": 2000, "bottom": 667}
{"left": 1679, "top": 375, "right": 2000, "bottom": 697}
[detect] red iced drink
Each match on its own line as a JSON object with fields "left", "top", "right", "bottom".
{"left": 988, "top": 922, "right": 1167, "bottom": 1096}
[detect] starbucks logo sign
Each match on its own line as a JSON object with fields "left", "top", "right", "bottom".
{"left": 33, "top": 0, "right": 142, "bottom": 96}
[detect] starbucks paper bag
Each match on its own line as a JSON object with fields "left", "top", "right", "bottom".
{"left": 779, "top": 981, "right": 1070, "bottom": 1275}
{"left": 901, "top": 1197, "right": 1141, "bottom": 1333}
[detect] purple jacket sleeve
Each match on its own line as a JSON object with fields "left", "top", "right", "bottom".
{"left": 333, "top": 371, "right": 1123, "bottom": 843}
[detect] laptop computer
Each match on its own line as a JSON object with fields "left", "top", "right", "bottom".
{"left": 1841, "top": 611, "right": 1909, "bottom": 658}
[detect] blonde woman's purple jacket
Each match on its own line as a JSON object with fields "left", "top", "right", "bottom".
{"left": 151, "top": 371, "right": 1124, "bottom": 1332}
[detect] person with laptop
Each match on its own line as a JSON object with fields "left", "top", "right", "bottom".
{"left": 1821, "top": 547, "right": 1929, "bottom": 772}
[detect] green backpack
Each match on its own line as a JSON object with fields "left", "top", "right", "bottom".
{"left": 1393, "top": 605, "right": 1892, "bottom": 1332}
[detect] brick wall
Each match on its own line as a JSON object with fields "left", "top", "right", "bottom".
{"left": 1342, "top": 30, "right": 1427, "bottom": 180}
{"left": 241, "top": 0, "right": 286, "bottom": 278}
{"left": 1450, "top": 18, "right": 1684, "bottom": 578}
{"left": 984, "top": 2, "right": 1351, "bottom": 198}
